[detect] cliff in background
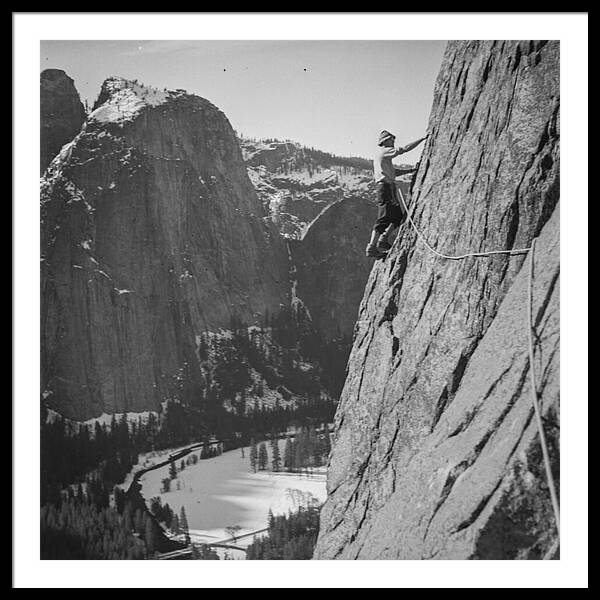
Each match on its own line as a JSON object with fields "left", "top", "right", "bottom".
{"left": 242, "top": 138, "right": 413, "bottom": 344}
{"left": 242, "top": 138, "right": 412, "bottom": 240}
{"left": 41, "top": 77, "right": 290, "bottom": 419}
{"left": 40, "top": 74, "right": 391, "bottom": 422}
{"left": 289, "top": 197, "right": 374, "bottom": 343}
{"left": 40, "top": 69, "right": 86, "bottom": 174}
{"left": 241, "top": 139, "right": 371, "bottom": 239}
{"left": 314, "top": 40, "right": 560, "bottom": 560}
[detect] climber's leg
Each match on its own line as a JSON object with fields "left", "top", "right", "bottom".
{"left": 365, "top": 182, "right": 391, "bottom": 258}
{"left": 375, "top": 183, "right": 407, "bottom": 253}
{"left": 365, "top": 228, "right": 386, "bottom": 258}
{"left": 366, "top": 181, "right": 396, "bottom": 258}
{"left": 377, "top": 223, "right": 396, "bottom": 251}
{"left": 378, "top": 195, "right": 407, "bottom": 250}
{"left": 367, "top": 229, "right": 379, "bottom": 247}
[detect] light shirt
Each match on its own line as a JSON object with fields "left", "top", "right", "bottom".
{"left": 373, "top": 145, "right": 404, "bottom": 183}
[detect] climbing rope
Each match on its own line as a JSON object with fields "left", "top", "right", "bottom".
{"left": 527, "top": 238, "right": 561, "bottom": 558}
{"left": 397, "top": 186, "right": 532, "bottom": 260}
{"left": 396, "top": 186, "right": 560, "bottom": 558}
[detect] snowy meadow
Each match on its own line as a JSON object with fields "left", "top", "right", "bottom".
{"left": 138, "top": 445, "right": 327, "bottom": 556}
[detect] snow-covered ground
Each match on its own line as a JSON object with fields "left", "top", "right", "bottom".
{"left": 43, "top": 405, "right": 159, "bottom": 431}
{"left": 82, "top": 410, "right": 158, "bottom": 429}
{"left": 138, "top": 445, "right": 327, "bottom": 552}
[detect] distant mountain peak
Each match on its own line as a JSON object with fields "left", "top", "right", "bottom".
{"left": 89, "top": 77, "right": 170, "bottom": 124}
{"left": 41, "top": 68, "right": 72, "bottom": 82}
{"left": 40, "top": 68, "right": 86, "bottom": 173}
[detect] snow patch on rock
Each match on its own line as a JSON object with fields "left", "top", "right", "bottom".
{"left": 89, "top": 77, "right": 168, "bottom": 124}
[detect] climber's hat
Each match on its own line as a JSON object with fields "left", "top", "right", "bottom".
{"left": 378, "top": 130, "right": 396, "bottom": 145}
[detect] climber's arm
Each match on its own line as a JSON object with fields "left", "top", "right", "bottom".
{"left": 396, "top": 132, "right": 430, "bottom": 155}
{"left": 394, "top": 166, "right": 417, "bottom": 177}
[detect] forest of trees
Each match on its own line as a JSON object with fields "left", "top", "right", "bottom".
{"left": 245, "top": 505, "right": 321, "bottom": 560}
{"left": 259, "top": 305, "right": 351, "bottom": 398}
{"left": 39, "top": 412, "right": 219, "bottom": 560}
{"left": 239, "top": 135, "right": 372, "bottom": 172}
{"left": 41, "top": 411, "right": 143, "bottom": 506}
{"left": 249, "top": 425, "right": 331, "bottom": 474}
{"left": 40, "top": 386, "right": 334, "bottom": 559}
{"left": 40, "top": 305, "right": 339, "bottom": 560}
{"left": 39, "top": 463, "right": 171, "bottom": 560}
{"left": 41, "top": 493, "right": 149, "bottom": 559}
{"left": 147, "top": 497, "right": 219, "bottom": 560}
{"left": 191, "top": 309, "right": 340, "bottom": 441}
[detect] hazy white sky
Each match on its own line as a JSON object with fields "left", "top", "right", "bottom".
{"left": 41, "top": 40, "right": 446, "bottom": 160}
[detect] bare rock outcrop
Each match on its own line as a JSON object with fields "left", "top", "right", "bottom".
{"left": 41, "top": 77, "right": 290, "bottom": 419}
{"left": 40, "top": 69, "right": 86, "bottom": 174}
{"left": 314, "top": 40, "right": 560, "bottom": 560}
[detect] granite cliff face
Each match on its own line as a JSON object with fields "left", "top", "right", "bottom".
{"left": 41, "top": 78, "right": 290, "bottom": 419}
{"left": 315, "top": 40, "right": 560, "bottom": 560}
{"left": 40, "top": 69, "right": 87, "bottom": 174}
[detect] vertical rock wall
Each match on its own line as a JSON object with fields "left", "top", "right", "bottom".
{"left": 315, "top": 40, "right": 560, "bottom": 560}
{"left": 41, "top": 78, "right": 290, "bottom": 419}
{"left": 290, "top": 197, "right": 375, "bottom": 343}
{"left": 40, "top": 69, "right": 86, "bottom": 174}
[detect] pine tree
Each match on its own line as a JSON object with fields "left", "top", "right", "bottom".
{"left": 258, "top": 443, "right": 268, "bottom": 471}
{"left": 123, "top": 503, "right": 133, "bottom": 532}
{"left": 134, "top": 508, "right": 144, "bottom": 534}
{"left": 145, "top": 517, "right": 156, "bottom": 555}
{"left": 294, "top": 431, "right": 306, "bottom": 472}
{"left": 271, "top": 438, "right": 281, "bottom": 472}
{"left": 322, "top": 428, "right": 331, "bottom": 457}
{"left": 171, "top": 513, "right": 180, "bottom": 535}
{"left": 308, "top": 425, "right": 319, "bottom": 469}
{"left": 180, "top": 506, "right": 190, "bottom": 545}
{"left": 249, "top": 439, "right": 258, "bottom": 473}
{"left": 169, "top": 461, "right": 177, "bottom": 480}
{"left": 284, "top": 437, "right": 294, "bottom": 472}
{"left": 163, "top": 503, "right": 174, "bottom": 529}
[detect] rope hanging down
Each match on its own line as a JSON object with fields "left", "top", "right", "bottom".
{"left": 397, "top": 186, "right": 532, "bottom": 260}
{"left": 396, "top": 186, "right": 560, "bottom": 557}
{"left": 527, "top": 238, "right": 561, "bottom": 559}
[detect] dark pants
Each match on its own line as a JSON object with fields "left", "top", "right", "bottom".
{"left": 373, "top": 181, "right": 406, "bottom": 234}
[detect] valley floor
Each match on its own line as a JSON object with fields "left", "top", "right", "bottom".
{"left": 137, "top": 445, "right": 327, "bottom": 559}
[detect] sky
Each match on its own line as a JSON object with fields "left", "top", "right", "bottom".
{"left": 41, "top": 40, "right": 446, "bottom": 161}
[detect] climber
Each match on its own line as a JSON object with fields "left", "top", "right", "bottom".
{"left": 365, "top": 129, "right": 429, "bottom": 258}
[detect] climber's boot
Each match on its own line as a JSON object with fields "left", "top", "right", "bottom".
{"left": 376, "top": 236, "right": 392, "bottom": 252}
{"left": 365, "top": 243, "right": 387, "bottom": 259}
